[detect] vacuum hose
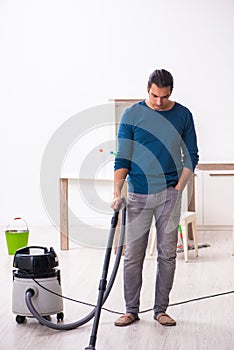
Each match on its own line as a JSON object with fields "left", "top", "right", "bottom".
{"left": 25, "top": 202, "right": 126, "bottom": 331}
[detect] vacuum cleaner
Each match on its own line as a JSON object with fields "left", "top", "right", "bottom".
{"left": 12, "top": 198, "right": 126, "bottom": 350}
{"left": 12, "top": 246, "right": 64, "bottom": 324}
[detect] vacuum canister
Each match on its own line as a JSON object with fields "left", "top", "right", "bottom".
{"left": 12, "top": 246, "right": 64, "bottom": 322}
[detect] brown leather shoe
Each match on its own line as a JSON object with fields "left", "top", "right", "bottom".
{"left": 114, "top": 313, "right": 140, "bottom": 327}
{"left": 155, "top": 313, "right": 176, "bottom": 326}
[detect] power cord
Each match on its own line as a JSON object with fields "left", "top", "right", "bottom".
{"left": 19, "top": 270, "right": 234, "bottom": 316}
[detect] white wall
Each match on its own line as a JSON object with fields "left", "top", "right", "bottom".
{"left": 0, "top": 0, "right": 233, "bottom": 227}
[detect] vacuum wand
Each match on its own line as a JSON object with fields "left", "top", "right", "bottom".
{"left": 85, "top": 199, "right": 126, "bottom": 350}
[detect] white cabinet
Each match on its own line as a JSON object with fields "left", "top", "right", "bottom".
{"left": 194, "top": 170, "right": 203, "bottom": 225}
{"left": 195, "top": 169, "right": 234, "bottom": 227}
{"left": 203, "top": 170, "right": 234, "bottom": 225}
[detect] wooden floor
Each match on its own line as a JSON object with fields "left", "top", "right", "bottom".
{"left": 0, "top": 225, "right": 234, "bottom": 350}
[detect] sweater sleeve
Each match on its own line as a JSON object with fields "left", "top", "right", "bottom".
{"left": 181, "top": 113, "right": 199, "bottom": 171}
{"left": 114, "top": 111, "right": 134, "bottom": 171}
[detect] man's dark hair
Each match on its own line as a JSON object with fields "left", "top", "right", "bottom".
{"left": 148, "top": 69, "right": 174, "bottom": 92}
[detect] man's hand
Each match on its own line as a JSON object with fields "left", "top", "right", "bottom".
{"left": 111, "top": 195, "right": 123, "bottom": 211}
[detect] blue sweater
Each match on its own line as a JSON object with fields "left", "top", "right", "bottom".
{"left": 114, "top": 101, "right": 199, "bottom": 194}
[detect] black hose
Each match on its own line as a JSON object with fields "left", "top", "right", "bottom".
{"left": 25, "top": 206, "right": 126, "bottom": 330}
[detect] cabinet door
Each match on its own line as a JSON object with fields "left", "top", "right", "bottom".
{"left": 203, "top": 171, "right": 234, "bottom": 225}
{"left": 194, "top": 170, "right": 203, "bottom": 225}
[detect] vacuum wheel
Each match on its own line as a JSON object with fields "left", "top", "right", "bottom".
{"left": 39, "top": 315, "right": 51, "bottom": 325}
{"left": 57, "top": 312, "right": 64, "bottom": 322}
{"left": 16, "top": 315, "right": 26, "bottom": 324}
{"left": 43, "top": 315, "right": 51, "bottom": 321}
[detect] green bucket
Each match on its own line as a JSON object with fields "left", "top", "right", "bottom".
{"left": 5, "top": 218, "right": 29, "bottom": 255}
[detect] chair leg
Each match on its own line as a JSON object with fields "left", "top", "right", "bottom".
{"left": 192, "top": 219, "right": 198, "bottom": 258}
{"left": 181, "top": 223, "right": 188, "bottom": 263}
{"left": 149, "top": 226, "right": 156, "bottom": 255}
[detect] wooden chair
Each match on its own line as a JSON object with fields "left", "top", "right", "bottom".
{"left": 149, "top": 211, "right": 198, "bottom": 263}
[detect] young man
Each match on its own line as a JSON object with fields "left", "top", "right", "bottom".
{"left": 112, "top": 69, "right": 199, "bottom": 327}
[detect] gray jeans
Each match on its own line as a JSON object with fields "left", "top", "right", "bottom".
{"left": 124, "top": 187, "right": 182, "bottom": 315}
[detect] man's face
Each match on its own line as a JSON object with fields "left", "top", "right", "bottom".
{"left": 147, "top": 83, "right": 172, "bottom": 111}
